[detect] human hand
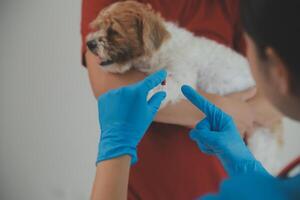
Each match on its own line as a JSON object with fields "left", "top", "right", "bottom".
{"left": 97, "top": 70, "right": 167, "bottom": 165}
{"left": 216, "top": 88, "right": 256, "bottom": 137}
{"left": 182, "top": 85, "right": 267, "bottom": 175}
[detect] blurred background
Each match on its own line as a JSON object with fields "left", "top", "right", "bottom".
{"left": 0, "top": 0, "right": 299, "bottom": 199}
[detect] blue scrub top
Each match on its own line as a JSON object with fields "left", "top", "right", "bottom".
{"left": 200, "top": 173, "right": 300, "bottom": 200}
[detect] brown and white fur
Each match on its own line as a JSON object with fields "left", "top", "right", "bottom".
{"left": 86, "top": 0, "right": 283, "bottom": 174}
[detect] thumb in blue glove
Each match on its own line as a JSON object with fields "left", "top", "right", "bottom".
{"left": 181, "top": 85, "right": 268, "bottom": 176}
{"left": 97, "top": 70, "right": 167, "bottom": 165}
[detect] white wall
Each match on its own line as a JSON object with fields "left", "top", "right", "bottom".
{"left": 0, "top": 0, "right": 98, "bottom": 199}
{"left": 0, "top": 0, "right": 299, "bottom": 200}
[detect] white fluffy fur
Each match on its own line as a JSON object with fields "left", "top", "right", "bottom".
{"left": 130, "top": 22, "right": 283, "bottom": 174}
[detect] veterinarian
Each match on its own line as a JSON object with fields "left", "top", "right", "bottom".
{"left": 90, "top": 0, "right": 300, "bottom": 199}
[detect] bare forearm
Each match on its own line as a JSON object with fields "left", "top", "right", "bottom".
{"left": 156, "top": 91, "right": 225, "bottom": 127}
{"left": 91, "top": 156, "right": 131, "bottom": 200}
{"left": 86, "top": 51, "right": 254, "bottom": 130}
{"left": 86, "top": 51, "right": 207, "bottom": 127}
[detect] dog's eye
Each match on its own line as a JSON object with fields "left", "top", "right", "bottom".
{"left": 107, "top": 27, "right": 119, "bottom": 37}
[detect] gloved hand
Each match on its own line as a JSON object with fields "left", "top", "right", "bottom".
{"left": 97, "top": 70, "right": 167, "bottom": 165}
{"left": 200, "top": 174, "right": 297, "bottom": 200}
{"left": 181, "top": 85, "right": 268, "bottom": 175}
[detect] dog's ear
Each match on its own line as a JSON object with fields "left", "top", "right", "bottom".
{"left": 140, "top": 11, "right": 170, "bottom": 55}
{"left": 90, "top": 19, "right": 99, "bottom": 30}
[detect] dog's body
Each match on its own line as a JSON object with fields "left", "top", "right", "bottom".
{"left": 135, "top": 22, "right": 255, "bottom": 104}
{"left": 87, "top": 1, "right": 283, "bottom": 174}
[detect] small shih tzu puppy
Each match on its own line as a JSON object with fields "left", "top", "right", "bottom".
{"left": 86, "top": 0, "right": 283, "bottom": 174}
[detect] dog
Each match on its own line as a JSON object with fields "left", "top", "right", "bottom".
{"left": 86, "top": 0, "right": 283, "bottom": 174}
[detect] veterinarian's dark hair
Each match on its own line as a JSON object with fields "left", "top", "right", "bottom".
{"left": 240, "top": 0, "right": 300, "bottom": 95}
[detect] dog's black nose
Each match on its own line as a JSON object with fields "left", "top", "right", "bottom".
{"left": 87, "top": 40, "right": 98, "bottom": 52}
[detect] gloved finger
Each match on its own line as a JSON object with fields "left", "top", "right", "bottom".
{"left": 148, "top": 91, "right": 167, "bottom": 112}
{"left": 195, "top": 118, "right": 211, "bottom": 130}
{"left": 189, "top": 129, "right": 212, "bottom": 153}
{"left": 190, "top": 128, "right": 219, "bottom": 146}
{"left": 189, "top": 128, "right": 200, "bottom": 141}
{"left": 181, "top": 85, "right": 223, "bottom": 120}
{"left": 138, "top": 70, "right": 167, "bottom": 93}
{"left": 190, "top": 130, "right": 216, "bottom": 155}
{"left": 198, "top": 141, "right": 215, "bottom": 155}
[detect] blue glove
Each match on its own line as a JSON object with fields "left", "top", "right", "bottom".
{"left": 97, "top": 70, "right": 167, "bottom": 165}
{"left": 181, "top": 85, "right": 268, "bottom": 175}
{"left": 201, "top": 174, "right": 300, "bottom": 200}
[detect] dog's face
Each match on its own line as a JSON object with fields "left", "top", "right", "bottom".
{"left": 86, "top": 1, "right": 170, "bottom": 73}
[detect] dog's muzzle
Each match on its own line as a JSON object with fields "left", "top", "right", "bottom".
{"left": 86, "top": 39, "right": 115, "bottom": 67}
{"left": 100, "top": 60, "right": 114, "bottom": 66}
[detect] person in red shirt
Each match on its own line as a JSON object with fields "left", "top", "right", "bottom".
{"left": 81, "top": 0, "right": 281, "bottom": 199}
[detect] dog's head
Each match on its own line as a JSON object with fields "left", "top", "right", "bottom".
{"left": 86, "top": 1, "right": 170, "bottom": 73}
